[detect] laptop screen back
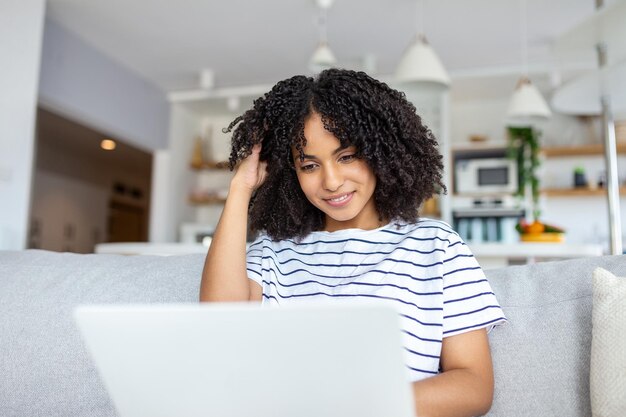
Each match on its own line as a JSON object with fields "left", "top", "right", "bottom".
{"left": 75, "top": 303, "right": 415, "bottom": 417}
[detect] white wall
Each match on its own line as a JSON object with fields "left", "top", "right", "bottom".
{"left": 149, "top": 149, "right": 171, "bottom": 243}
{"left": 0, "top": 0, "right": 46, "bottom": 250}
{"left": 38, "top": 18, "right": 170, "bottom": 151}
{"left": 451, "top": 98, "right": 509, "bottom": 145}
{"left": 163, "top": 104, "right": 204, "bottom": 241}
{"left": 451, "top": 97, "right": 598, "bottom": 146}
{"left": 542, "top": 197, "right": 626, "bottom": 252}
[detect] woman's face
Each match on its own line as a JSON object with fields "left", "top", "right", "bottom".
{"left": 293, "top": 112, "right": 379, "bottom": 232}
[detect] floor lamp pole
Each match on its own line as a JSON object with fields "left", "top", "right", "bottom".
{"left": 601, "top": 94, "right": 622, "bottom": 255}
{"left": 594, "top": 4, "right": 623, "bottom": 254}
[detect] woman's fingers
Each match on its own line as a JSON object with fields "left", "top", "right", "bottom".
{"left": 232, "top": 143, "right": 267, "bottom": 192}
{"left": 257, "top": 160, "right": 268, "bottom": 187}
{"left": 245, "top": 144, "right": 261, "bottom": 172}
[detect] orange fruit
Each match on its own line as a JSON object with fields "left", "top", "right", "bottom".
{"left": 527, "top": 220, "right": 545, "bottom": 234}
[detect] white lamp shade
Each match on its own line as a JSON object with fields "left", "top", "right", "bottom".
{"left": 309, "top": 42, "right": 337, "bottom": 72}
{"left": 507, "top": 77, "right": 552, "bottom": 119}
{"left": 396, "top": 34, "right": 450, "bottom": 87}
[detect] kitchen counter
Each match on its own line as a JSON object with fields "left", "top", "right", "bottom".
{"left": 95, "top": 241, "right": 604, "bottom": 270}
{"left": 95, "top": 242, "right": 209, "bottom": 256}
{"left": 469, "top": 242, "right": 604, "bottom": 269}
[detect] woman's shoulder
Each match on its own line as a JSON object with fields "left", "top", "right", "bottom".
{"left": 246, "top": 232, "right": 303, "bottom": 251}
{"left": 386, "top": 218, "right": 459, "bottom": 239}
{"left": 246, "top": 233, "right": 271, "bottom": 251}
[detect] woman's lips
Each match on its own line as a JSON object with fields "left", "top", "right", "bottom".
{"left": 323, "top": 192, "right": 354, "bottom": 207}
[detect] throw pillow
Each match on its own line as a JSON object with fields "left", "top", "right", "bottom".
{"left": 590, "top": 267, "right": 626, "bottom": 417}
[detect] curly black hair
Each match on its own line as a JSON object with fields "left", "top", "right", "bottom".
{"left": 226, "top": 68, "right": 445, "bottom": 240}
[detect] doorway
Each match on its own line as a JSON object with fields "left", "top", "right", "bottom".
{"left": 30, "top": 108, "right": 152, "bottom": 252}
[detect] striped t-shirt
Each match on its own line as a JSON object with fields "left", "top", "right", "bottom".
{"left": 246, "top": 218, "right": 507, "bottom": 381}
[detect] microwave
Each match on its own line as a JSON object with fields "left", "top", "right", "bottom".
{"left": 455, "top": 158, "right": 518, "bottom": 194}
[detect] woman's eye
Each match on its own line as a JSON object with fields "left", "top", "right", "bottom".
{"left": 300, "top": 164, "right": 317, "bottom": 172}
{"left": 339, "top": 154, "right": 356, "bottom": 163}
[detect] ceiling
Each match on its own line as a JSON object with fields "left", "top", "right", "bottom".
{"left": 45, "top": 0, "right": 606, "bottom": 96}
{"left": 37, "top": 108, "right": 152, "bottom": 177}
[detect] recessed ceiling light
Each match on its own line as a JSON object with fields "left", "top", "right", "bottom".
{"left": 101, "top": 139, "right": 116, "bottom": 151}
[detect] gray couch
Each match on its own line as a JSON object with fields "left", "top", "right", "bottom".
{"left": 1, "top": 249, "right": 624, "bottom": 417}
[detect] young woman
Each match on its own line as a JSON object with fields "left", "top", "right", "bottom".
{"left": 200, "top": 69, "right": 506, "bottom": 417}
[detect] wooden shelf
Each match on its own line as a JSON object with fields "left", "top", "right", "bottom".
{"left": 541, "top": 142, "right": 626, "bottom": 157}
{"left": 190, "top": 161, "right": 229, "bottom": 170}
{"left": 451, "top": 142, "right": 508, "bottom": 152}
{"left": 542, "top": 187, "right": 626, "bottom": 197}
{"left": 188, "top": 195, "right": 227, "bottom": 205}
{"left": 452, "top": 192, "right": 514, "bottom": 198}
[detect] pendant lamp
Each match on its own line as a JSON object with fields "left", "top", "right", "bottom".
{"left": 310, "top": 42, "right": 336, "bottom": 71}
{"left": 395, "top": 0, "right": 450, "bottom": 87}
{"left": 396, "top": 34, "right": 450, "bottom": 86}
{"left": 508, "top": 76, "right": 552, "bottom": 118}
{"left": 309, "top": 0, "right": 336, "bottom": 72}
{"left": 507, "top": 0, "right": 551, "bottom": 121}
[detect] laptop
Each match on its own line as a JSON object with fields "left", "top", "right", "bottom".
{"left": 74, "top": 303, "right": 415, "bottom": 417}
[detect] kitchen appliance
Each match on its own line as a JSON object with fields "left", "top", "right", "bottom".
{"left": 452, "top": 197, "right": 525, "bottom": 244}
{"left": 455, "top": 158, "right": 518, "bottom": 194}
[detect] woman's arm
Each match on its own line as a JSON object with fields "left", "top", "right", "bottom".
{"left": 199, "top": 144, "right": 266, "bottom": 302}
{"left": 412, "top": 328, "right": 494, "bottom": 417}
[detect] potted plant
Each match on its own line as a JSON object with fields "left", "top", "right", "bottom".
{"left": 507, "top": 126, "right": 541, "bottom": 219}
{"left": 507, "top": 126, "right": 565, "bottom": 241}
{"left": 573, "top": 166, "right": 588, "bottom": 188}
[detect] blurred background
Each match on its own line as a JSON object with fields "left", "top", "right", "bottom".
{"left": 2, "top": 0, "right": 625, "bottom": 267}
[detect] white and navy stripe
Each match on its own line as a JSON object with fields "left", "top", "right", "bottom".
{"left": 246, "top": 218, "right": 507, "bottom": 381}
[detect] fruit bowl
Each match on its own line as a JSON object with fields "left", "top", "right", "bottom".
{"left": 516, "top": 219, "right": 566, "bottom": 243}
{"left": 520, "top": 232, "right": 565, "bottom": 243}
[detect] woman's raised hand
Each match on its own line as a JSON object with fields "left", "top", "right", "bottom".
{"left": 231, "top": 144, "right": 268, "bottom": 194}
{"left": 201, "top": 143, "right": 266, "bottom": 303}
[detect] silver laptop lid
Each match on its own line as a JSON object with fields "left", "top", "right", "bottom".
{"left": 75, "top": 303, "right": 415, "bottom": 417}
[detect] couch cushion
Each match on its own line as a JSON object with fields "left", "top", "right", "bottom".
{"left": 484, "top": 254, "right": 626, "bottom": 417}
{"left": 2, "top": 250, "right": 626, "bottom": 417}
{"left": 0, "top": 250, "right": 206, "bottom": 417}
{"left": 590, "top": 268, "right": 626, "bottom": 417}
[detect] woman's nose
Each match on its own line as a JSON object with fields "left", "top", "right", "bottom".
{"left": 322, "top": 164, "right": 344, "bottom": 192}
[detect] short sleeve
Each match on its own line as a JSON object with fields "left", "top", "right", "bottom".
{"left": 246, "top": 235, "right": 265, "bottom": 286}
{"left": 441, "top": 233, "right": 507, "bottom": 338}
